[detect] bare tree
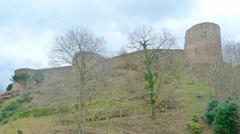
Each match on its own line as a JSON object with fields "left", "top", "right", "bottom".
{"left": 129, "top": 26, "right": 175, "bottom": 50}
{"left": 221, "top": 39, "right": 240, "bottom": 99}
{"left": 128, "top": 25, "right": 176, "bottom": 117}
{"left": 49, "top": 27, "right": 105, "bottom": 66}
{"left": 222, "top": 40, "right": 240, "bottom": 66}
{"left": 49, "top": 27, "right": 105, "bottom": 134}
{"left": 206, "top": 38, "right": 240, "bottom": 99}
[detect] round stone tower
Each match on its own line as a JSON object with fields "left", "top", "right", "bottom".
{"left": 184, "top": 22, "right": 222, "bottom": 64}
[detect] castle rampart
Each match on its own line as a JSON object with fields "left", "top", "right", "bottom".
{"left": 12, "top": 22, "right": 224, "bottom": 91}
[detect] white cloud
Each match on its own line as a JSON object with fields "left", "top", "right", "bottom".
{"left": 201, "top": 0, "right": 240, "bottom": 19}
{"left": 0, "top": 25, "right": 55, "bottom": 67}
{"left": 196, "top": 0, "right": 240, "bottom": 40}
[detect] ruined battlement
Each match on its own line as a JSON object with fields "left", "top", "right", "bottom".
{"left": 15, "top": 68, "right": 36, "bottom": 76}
{"left": 12, "top": 22, "right": 223, "bottom": 91}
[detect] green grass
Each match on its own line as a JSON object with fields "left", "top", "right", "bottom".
{"left": 0, "top": 116, "right": 55, "bottom": 134}
{"left": 0, "top": 92, "right": 32, "bottom": 125}
{"left": 87, "top": 98, "right": 144, "bottom": 121}
{"left": 0, "top": 91, "right": 65, "bottom": 125}
{"left": 0, "top": 81, "right": 213, "bottom": 134}
{"left": 13, "top": 107, "right": 58, "bottom": 119}
{"left": 176, "top": 82, "right": 213, "bottom": 115}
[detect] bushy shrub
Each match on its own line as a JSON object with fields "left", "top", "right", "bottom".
{"left": 204, "top": 99, "right": 219, "bottom": 124}
{"left": 12, "top": 73, "right": 30, "bottom": 82}
{"left": 212, "top": 100, "right": 239, "bottom": 134}
{"left": 6, "top": 83, "right": 13, "bottom": 91}
{"left": 12, "top": 73, "right": 30, "bottom": 88}
{"left": 32, "top": 71, "right": 44, "bottom": 84}
{"left": 204, "top": 99, "right": 239, "bottom": 134}
{"left": 187, "top": 115, "right": 201, "bottom": 134}
{"left": 187, "top": 121, "right": 201, "bottom": 134}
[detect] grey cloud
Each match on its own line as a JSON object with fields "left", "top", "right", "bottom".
{"left": 0, "top": 0, "right": 194, "bottom": 31}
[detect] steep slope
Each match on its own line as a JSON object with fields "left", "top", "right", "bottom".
{"left": 0, "top": 50, "right": 214, "bottom": 134}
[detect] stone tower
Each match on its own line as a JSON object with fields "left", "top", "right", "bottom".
{"left": 184, "top": 22, "right": 223, "bottom": 64}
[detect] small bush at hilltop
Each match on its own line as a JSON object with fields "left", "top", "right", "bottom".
{"left": 12, "top": 73, "right": 30, "bottom": 89}
{"left": 12, "top": 73, "right": 30, "bottom": 83}
{"left": 204, "top": 99, "right": 239, "bottom": 134}
{"left": 6, "top": 83, "right": 13, "bottom": 91}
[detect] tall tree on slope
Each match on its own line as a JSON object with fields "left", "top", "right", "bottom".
{"left": 128, "top": 25, "right": 176, "bottom": 117}
{"left": 49, "top": 27, "right": 105, "bottom": 134}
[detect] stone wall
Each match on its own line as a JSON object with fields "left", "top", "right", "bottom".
{"left": 107, "top": 49, "right": 184, "bottom": 70}
{"left": 13, "top": 66, "right": 73, "bottom": 90}
{"left": 12, "top": 52, "right": 106, "bottom": 91}
{"left": 12, "top": 22, "right": 224, "bottom": 91}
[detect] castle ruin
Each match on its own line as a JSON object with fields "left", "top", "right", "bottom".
{"left": 12, "top": 22, "right": 223, "bottom": 91}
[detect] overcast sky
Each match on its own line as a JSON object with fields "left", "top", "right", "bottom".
{"left": 0, "top": 0, "right": 240, "bottom": 90}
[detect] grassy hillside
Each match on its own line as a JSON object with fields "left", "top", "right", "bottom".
{"left": 0, "top": 81, "right": 213, "bottom": 133}
{"left": 0, "top": 52, "right": 215, "bottom": 134}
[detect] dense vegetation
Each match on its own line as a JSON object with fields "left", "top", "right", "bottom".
{"left": 204, "top": 99, "right": 239, "bottom": 134}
